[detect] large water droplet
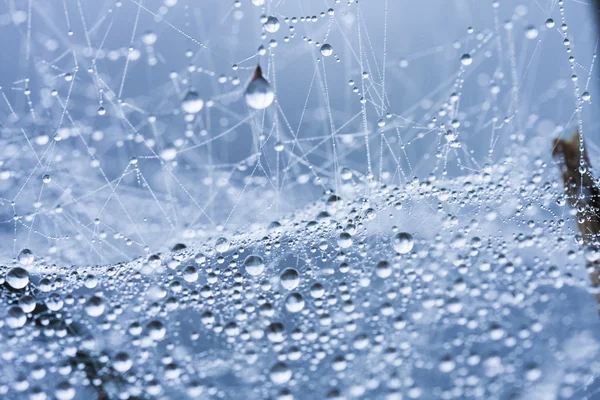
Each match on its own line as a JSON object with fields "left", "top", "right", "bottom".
{"left": 245, "top": 65, "right": 275, "bottom": 110}
{"left": 5, "top": 267, "right": 29, "bottom": 290}
{"left": 391, "top": 232, "right": 414, "bottom": 254}
{"left": 264, "top": 16, "right": 280, "bottom": 33}
{"left": 320, "top": 43, "right": 333, "bottom": 56}
{"left": 18, "top": 248, "right": 34, "bottom": 266}
{"left": 244, "top": 255, "right": 265, "bottom": 276}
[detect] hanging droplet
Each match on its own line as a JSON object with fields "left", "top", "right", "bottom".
{"left": 182, "top": 90, "right": 204, "bottom": 114}
{"left": 142, "top": 30, "right": 157, "bottom": 46}
{"left": 264, "top": 16, "right": 280, "bottom": 33}
{"left": 245, "top": 65, "right": 275, "bottom": 110}
{"left": 582, "top": 91, "right": 591, "bottom": 102}
{"left": 460, "top": 53, "right": 473, "bottom": 66}
{"left": 6, "top": 306, "right": 26, "bottom": 328}
{"left": 320, "top": 43, "right": 333, "bottom": 57}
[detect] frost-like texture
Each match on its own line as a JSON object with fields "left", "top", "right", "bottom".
{"left": 1, "top": 0, "right": 600, "bottom": 399}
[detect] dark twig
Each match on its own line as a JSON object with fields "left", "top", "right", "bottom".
{"left": 553, "top": 130, "right": 600, "bottom": 312}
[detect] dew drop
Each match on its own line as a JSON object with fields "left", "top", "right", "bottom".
{"left": 113, "top": 352, "right": 133, "bottom": 373}
{"left": 320, "top": 43, "right": 333, "bottom": 56}
{"left": 245, "top": 65, "right": 275, "bottom": 110}
{"left": 85, "top": 295, "right": 105, "bottom": 317}
{"left": 391, "top": 232, "right": 414, "bottom": 254}
{"left": 6, "top": 305, "right": 26, "bottom": 329}
{"left": 460, "top": 53, "right": 473, "bottom": 66}
{"left": 337, "top": 232, "right": 353, "bottom": 249}
{"left": 525, "top": 25, "right": 539, "bottom": 39}
{"left": 285, "top": 293, "right": 305, "bottom": 312}
{"left": 5, "top": 266, "right": 30, "bottom": 290}
{"left": 264, "top": 16, "right": 280, "bottom": 33}
{"left": 269, "top": 362, "right": 292, "bottom": 384}
{"left": 183, "top": 265, "right": 198, "bottom": 282}
{"left": 244, "top": 255, "right": 265, "bottom": 276}
{"left": 160, "top": 147, "right": 177, "bottom": 161}
{"left": 215, "top": 237, "right": 230, "bottom": 253}
{"left": 18, "top": 248, "right": 34, "bottom": 266}
{"left": 280, "top": 268, "right": 300, "bottom": 290}
{"left": 182, "top": 90, "right": 204, "bottom": 114}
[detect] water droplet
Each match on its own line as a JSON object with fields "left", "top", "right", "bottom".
{"left": 215, "top": 236, "right": 230, "bottom": 253}
{"left": 182, "top": 90, "right": 204, "bottom": 114}
{"left": 269, "top": 362, "right": 292, "bottom": 384}
{"left": 460, "top": 53, "right": 473, "bottom": 66}
{"left": 525, "top": 25, "right": 539, "bottom": 39}
{"left": 85, "top": 295, "right": 105, "bottom": 317}
{"left": 6, "top": 305, "right": 26, "bottom": 328}
{"left": 245, "top": 65, "right": 275, "bottom": 110}
{"left": 439, "top": 355, "right": 456, "bottom": 373}
{"left": 525, "top": 363, "right": 542, "bottom": 381}
{"left": 18, "top": 248, "right": 34, "bottom": 266}
{"left": 320, "top": 43, "right": 333, "bottom": 56}
{"left": 285, "top": 293, "right": 305, "bottom": 312}
{"left": 55, "top": 381, "right": 76, "bottom": 400}
{"left": 45, "top": 293, "right": 64, "bottom": 311}
{"left": 337, "top": 232, "right": 353, "bottom": 249}
{"left": 375, "top": 261, "right": 392, "bottom": 278}
{"left": 19, "top": 295, "right": 36, "bottom": 313}
{"left": 391, "top": 232, "right": 414, "bottom": 254}
{"left": 5, "top": 266, "right": 29, "bottom": 289}
{"left": 113, "top": 352, "right": 133, "bottom": 373}
{"left": 280, "top": 268, "right": 300, "bottom": 290}
{"left": 264, "top": 16, "right": 280, "bottom": 33}
{"left": 183, "top": 265, "right": 198, "bottom": 282}
{"left": 142, "top": 30, "right": 157, "bottom": 45}
{"left": 146, "top": 320, "right": 166, "bottom": 341}
{"left": 160, "top": 147, "right": 177, "bottom": 161}
{"left": 582, "top": 91, "right": 591, "bottom": 102}
{"left": 244, "top": 255, "right": 265, "bottom": 276}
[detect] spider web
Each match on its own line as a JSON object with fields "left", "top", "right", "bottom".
{"left": 0, "top": 0, "right": 593, "bottom": 264}
{"left": 1, "top": 0, "right": 600, "bottom": 399}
